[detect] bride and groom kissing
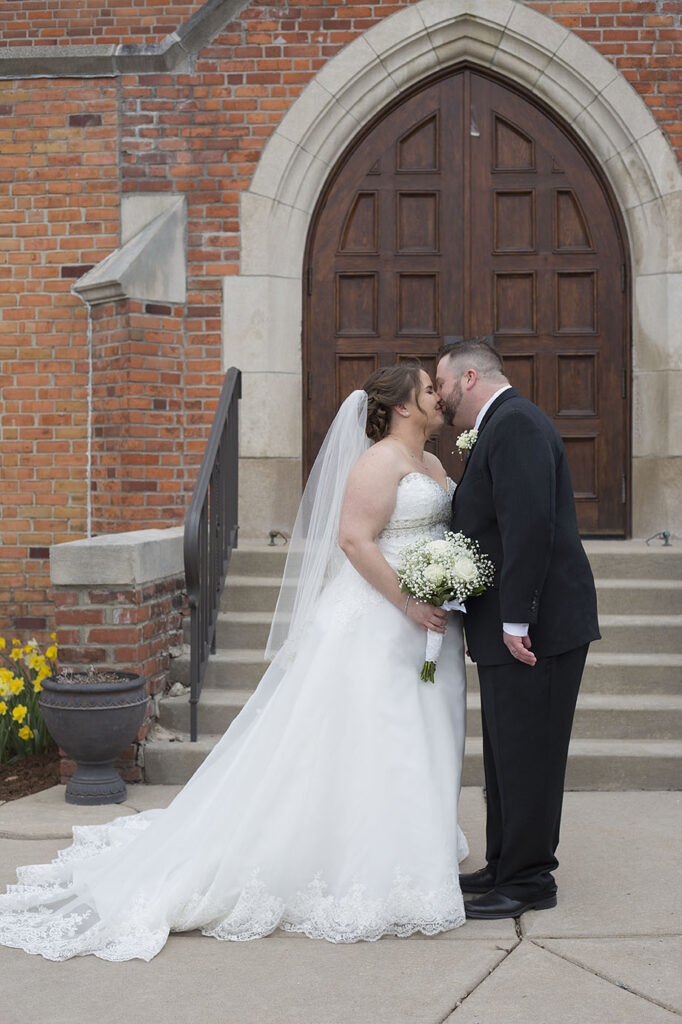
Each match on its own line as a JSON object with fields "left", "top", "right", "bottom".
{"left": 0, "top": 337, "right": 599, "bottom": 961}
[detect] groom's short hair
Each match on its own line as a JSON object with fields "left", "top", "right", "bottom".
{"left": 437, "top": 336, "right": 505, "bottom": 379}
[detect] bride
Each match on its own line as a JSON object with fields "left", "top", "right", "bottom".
{"left": 0, "top": 363, "right": 469, "bottom": 961}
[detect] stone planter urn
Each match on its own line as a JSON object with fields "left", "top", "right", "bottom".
{"left": 40, "top": 671, "right": 148, "bottom": 805}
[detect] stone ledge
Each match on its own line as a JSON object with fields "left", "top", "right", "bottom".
{"left": 0, "top": 0, "right": 250, "bottom": 79}
{"left": 50, "top": 527, "right": 184, "bottom": 588}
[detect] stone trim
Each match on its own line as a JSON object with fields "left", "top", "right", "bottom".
{"left": 0, "top": 0, "right": 250, "bottom": 79}
{"left": 227, "top": 0, "right": 682, "bottom": 537}
{"left": 50, "top": 527, "right": 184, "bottom": 588}
{"left": 74, "top": 196, "right": 187, "bottom": 306}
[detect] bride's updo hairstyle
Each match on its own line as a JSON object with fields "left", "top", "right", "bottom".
{"left": 363, "top": 362, "right": 423, "bottom": 442}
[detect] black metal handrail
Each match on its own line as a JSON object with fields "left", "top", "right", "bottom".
{"left": 184, "top": 367, "right": 241, "bottom": 741}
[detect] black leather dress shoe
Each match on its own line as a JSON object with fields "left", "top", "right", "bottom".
{"left": 464, "top": 889, "right": 557, "bottom": 920}
{"left": 459, "top": 867, "right": 496, "bottom": 894}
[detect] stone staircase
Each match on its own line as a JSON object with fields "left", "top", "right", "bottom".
{"left": 145, "top": 540, "right": 682, "bottom": 789}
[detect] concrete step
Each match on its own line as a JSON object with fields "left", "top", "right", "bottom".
{"left": 216, "top": 576, "right": 682, "bottom": 617}
{"left": 220, "top": 575, "right": 283, "bottom": 613}
{"left": 583, "top": 541, "right": 682, "bottom": 580}
{"left": 228, "top": 542, "right": 287, "bottom": 576}
{"left": 159, "top": 687, "right": 251, "bottom": 734}
{"left": 595, "top": 579, "right": 682, "bottom": 615}
{"left": 186, "top": 610, "right": 682, "bottom": 654}
{"left": 183, "top": 611, "right": 273, "bottom": 648}
{"left": 595, "top": 615, "right": 682, "bottom": 654}
{"left": 170, "top": 647, "right": 682, "bottom": 695}
{"left": 160, "top": 687, "right": 682, "bottom": 741}
{"left": 228, "top": 539, "right": 682, "bottom": 581}
{"left": 143, "top": 731, "right": 682, "bottom": 790}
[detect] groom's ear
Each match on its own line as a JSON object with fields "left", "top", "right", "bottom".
{"left": 463, "top": 369, "right": 478, "bottom": 392}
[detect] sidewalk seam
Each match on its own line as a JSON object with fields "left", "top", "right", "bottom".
{"left": 435, "top": 937, "right": 522, "bottom": 1022}
{"left": 530, "top": 938, "right": 682, "bottom": 1017}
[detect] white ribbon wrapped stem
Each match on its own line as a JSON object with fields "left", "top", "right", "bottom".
{"left": 423, "top": 599, "right": 466, "bottom": 680}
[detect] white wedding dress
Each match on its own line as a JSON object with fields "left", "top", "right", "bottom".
{"left": 0, "top": 472, "right": 468, "bottom": 961}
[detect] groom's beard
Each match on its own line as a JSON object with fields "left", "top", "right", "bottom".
{"left": 442, "top": 381, "right": 463, "bottom": 426}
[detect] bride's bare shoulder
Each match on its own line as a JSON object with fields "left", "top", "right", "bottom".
{"left": 349, "top": 438, "right": 404, "bottom": 485}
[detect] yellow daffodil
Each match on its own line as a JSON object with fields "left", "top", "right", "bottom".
{"left": 18, "top": 726, "right": 34, "bottom": 741}
{"left": 0, "top": 702, "right": 7, "bottom": 716}
{"left": 12, "top": 705, "right": 27, "bottom": 723}
{"left": 9, "top": 648, "right": 22, "bottom": 663}
{"left": 45, "top": 646, "right": 58, "bottom": 661}
{"left": 51, "top": 632, "right": 57, "bottom": 641}
{"left": 0, "top": 683, "right": 8, "bottom": 699}
{"left": 0, "top": 637, "right": 5, "bottom": 650}
{"left": 12, "top": 638, "right": 20, "bottom": 646}
{"left": 9, "top": 676, "right": 24, "bottom": 696}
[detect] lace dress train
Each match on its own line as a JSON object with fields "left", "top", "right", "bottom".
{"left": 0, "top": 473, "right": 468, "bottom": 960}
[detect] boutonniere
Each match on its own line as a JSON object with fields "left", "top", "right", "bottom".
{"left": 454, "top": 428, "right": 478, "bottom": 458}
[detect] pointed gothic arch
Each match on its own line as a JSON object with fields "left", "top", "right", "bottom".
{"left": 224, "top": 0, "right": 681, "bottom": 538}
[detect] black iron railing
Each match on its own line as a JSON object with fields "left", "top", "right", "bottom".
{"left": 184, "top": 367, "right": 241, "bottom": 741}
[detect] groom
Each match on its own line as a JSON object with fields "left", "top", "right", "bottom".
{"left": 436, "top": 338, "right": 600, "bottom": 920}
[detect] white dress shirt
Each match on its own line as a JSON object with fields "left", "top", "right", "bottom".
{"left": 473, "top": 385, "right": 528, "bottom": 638}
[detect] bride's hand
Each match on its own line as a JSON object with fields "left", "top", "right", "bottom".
{"left": 406, "top": 598, "right": 448, "bottom": 633}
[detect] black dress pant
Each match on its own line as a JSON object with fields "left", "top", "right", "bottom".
{"left": 477, "top": 644, "right": 588, "bottom": 900}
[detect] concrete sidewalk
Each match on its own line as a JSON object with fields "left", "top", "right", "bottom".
{"left": 0, "top": 786, "right": 680, "bottom": 1024}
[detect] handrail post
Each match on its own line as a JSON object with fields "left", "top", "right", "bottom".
{"left": 184, "top": 367, "right": 241, "bottom": 742}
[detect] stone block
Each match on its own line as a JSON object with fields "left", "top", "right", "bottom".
{"left": 633, "top": 273, "right": 682, "bottom": 371}
{"left": 625, "top": 199, "right": 674, "bottom": 278}
{"left": 238, "top": 457, "right": 302, "bottom": 539}
{"left": 240, "top": 191, "right": 310, "bottom": 278}
{"left": 632, "top": 456, "right": 682, "bottom": 539}
{"left": 363, "top": 6, "right": 438, "bottom": 89}
{"left": 574, "top": 92, "right": 634, "bottom": 164}
{"left": 239, "top": 372, "right": 301, "bottom": 460}
{"left": 553, "top": 29, "right": 618, "bottom": 99}
{"left": 504, "top": 2, "right": 569, "bottom": 58}
{"left": 491, "top": 30, "right": 552, "bottom": 91}
{"left": 600, "top": 74, "right": 658, "bottom": 147}
{"left": 223, "top": 275, "right": 302, "bottom": 375}
{"left": 50, "top": 527, "right": 184, "bottom": 588}
{"left": 633, "top": 371, "right": 682, "bottom": 458}
{"left": 604, "top": 140, "right": 659, "bottom": 213}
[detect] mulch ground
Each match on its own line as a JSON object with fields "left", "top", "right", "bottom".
{"left": 0, "top": 745, "right": 61, "bottom": 803}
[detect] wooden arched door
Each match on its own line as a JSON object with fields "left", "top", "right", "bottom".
{"left": 304, "top": 67, "right": 629, "bottom": 535}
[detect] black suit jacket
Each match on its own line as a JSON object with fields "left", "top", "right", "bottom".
{"left": 452, "top": 388, "right": 600, "bottom": 666}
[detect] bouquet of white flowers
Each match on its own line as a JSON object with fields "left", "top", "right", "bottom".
{"left": 397, "top": 532, "right": 495, "bottom": 682}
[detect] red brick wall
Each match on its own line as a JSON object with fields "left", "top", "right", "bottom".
{"left": 0, "top": 0, "right": 205, "bottom": 47}
{"left": 90, "top": 298, "right": 189, "bottom": 533}
{"left": 0, "top": 0, "right": 680, "bottom": 640}
{"left": 53, "top": 573, "right": 186, "bottom": 782}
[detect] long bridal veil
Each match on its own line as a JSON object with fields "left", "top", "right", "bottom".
{"left": 265, "top": 388, "right": 370, "bottom": 660}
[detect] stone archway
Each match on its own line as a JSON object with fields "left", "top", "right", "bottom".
{"left": 223, "top": 0, "right": 682, "bottom": 538}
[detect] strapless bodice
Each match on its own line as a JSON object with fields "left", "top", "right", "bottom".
{"left": 376, "top": 472, "right": 455, "bottom": 569}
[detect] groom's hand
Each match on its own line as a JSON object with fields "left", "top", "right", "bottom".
{"left": 502, "top": 630, "right": 537, "bottom": 667}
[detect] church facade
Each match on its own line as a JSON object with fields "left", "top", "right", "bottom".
{"left": 1, "top": 0, "right": 680, "bottom": 635}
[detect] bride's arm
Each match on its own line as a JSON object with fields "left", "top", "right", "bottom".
{"left": 338, "top": 448, "right": 447, "bottom": 634}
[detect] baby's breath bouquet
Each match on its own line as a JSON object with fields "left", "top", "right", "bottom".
{"left": 398, "top": 532, "right": 494, "bottom": 682}
{"left": 0, "top": 635, "right": 56, "bottom": 762}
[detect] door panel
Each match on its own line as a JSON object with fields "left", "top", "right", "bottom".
{"left": 304, "top": 68, "right": 629, "bottom": 534}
